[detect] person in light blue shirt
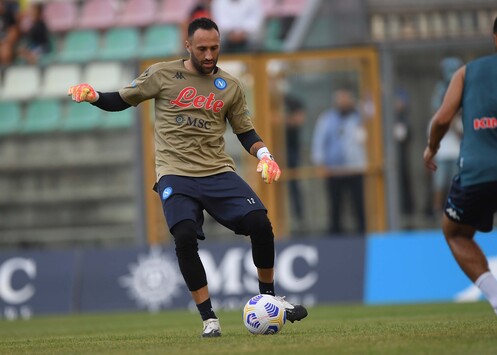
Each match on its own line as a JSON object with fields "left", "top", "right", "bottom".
{"left": 312, "top": 89, "right": 367, "bottom": 235}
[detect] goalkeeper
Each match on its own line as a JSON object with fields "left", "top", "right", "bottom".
{"left": 68, "top": 17, "right": 307, "bottom": 337}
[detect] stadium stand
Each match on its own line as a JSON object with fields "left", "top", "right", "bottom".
{"left": 21, "top": 99, "right": 61, "bottom": 133}
{"left": 156, "top": 0, "right": 196, "bottom": 25}
{"left": 62, "top": 101, "right": 102, "bottom": 131}
{"left": 43, "top": 1, "right": 78, "bottom": 33}
{"left": 58, "top": 30, "right": 100, "bottom": 63}
{"left": 1, "top": 65, "right": 41, "bottom": 101}
{"left": 261, "top": 0, "right": 308, "bottom": 51}
{"left": 140, "top": 24, "right": 180, "bottom": 58}
{"left": 0, "top": 0, "right": 307, "bottom": 248}
{"left": 0, "top": 101, "right": 22, "bottom": 135}
{"left": 83, "top": 61, "right": 128, "bottom": 92}
{"left": 37, "top": 35, "right": 58, "bottom": 66}
{"left": 264, "top": 18, "right": 285, "bottom": 51}
{"left": 117, "top": 0, "right": 157, "bottom": 28}
{"left": 101, "top": 109, "right": 135, "bottom": 130}
{"left": 99, "top": 27, "right": 140, "bottom": 61}
{"left": 278, "top": 0, "right": 309, "bottom": 17}
{"left": 78, "top": 0, "right": 118, "bottom": 30}
{"left": 263, "top": 0, "right": 308, "bottom": 18}
{"left": 40, "top": 64, "right": 82, "bottom": 98}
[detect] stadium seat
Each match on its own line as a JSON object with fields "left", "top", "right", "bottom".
{"left": 40, "top": 64, "right": 82, "bottom": 98}
{"left": 43, "top": 1, "right": 78, "bottom": 33}
{"left": 0, "top": 101, "right": 22, "bottom": 135}
{"left": 58, "top": 30, "right": 100, "bottom": 63}
{"left": 0, "top": 66, "right": 41, "bottom": 101}
{"left": 116, "top": 0, "right": 157, "bottom": 28}
{"left": 62, "top": 101, "right": 102, "bottom": 131}
{"left": 78, "top": 0, "right": 118, "bottom": 30}
{"left": 21, "top": 99, "right": 61, "bottom": 134}
{"left": 156, "top": 0, "right": 196, "bottom": 24}
{"left": 262, "top": 0, "right": 280, "bottom": 18}
{"left": 101, "top": 109, "right": 134, "bottom": 130}
{"left": 140, "top": 25, "right": 180, "bottom": 59}
{"left": 264, "top": 0, "right": 308, "bottom": 18}
{"left": 83, "top": 62, "right": 126, "bottom": 92}
{"left": 279, "top": 0, "right": 308, "bottom": 17}
{"left": 264, "top": 18, "right": 284, "bottom": 51}
{"left": 99, "top": 28, "right": 140, "bottom": 61}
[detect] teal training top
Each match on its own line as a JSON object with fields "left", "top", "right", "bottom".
{"left": 459, "top": 53, "right": 497, "bottom": 186}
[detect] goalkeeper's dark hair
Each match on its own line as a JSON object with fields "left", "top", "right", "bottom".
{"left": 494, "top": 16, "right": 497, "bottom": 34}
{"left": 188, "top": 17, "right": 219, "bottom": 38}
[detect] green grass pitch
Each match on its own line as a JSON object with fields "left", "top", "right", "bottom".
{"left": 1, "top": 302, "right": 496, "bottom": 354}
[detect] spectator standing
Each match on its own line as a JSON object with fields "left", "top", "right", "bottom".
{"left": 311, "top": 89, "right": 367, "bottom": 235}
{"left": 17, "top": 3, "right": 51, "bottom": 65}
{"left": 0, "top": 0, "right": 18, "bottom": 65}
{"left": 182, "top": 0, "right": 212, "bottom": 46}
{"left": 284, "top": 93, "right": 306, "bottom": 229}
{"left": 211, "top": 0, "right": 264, "bottom": 53}
{"left": 188, "top": 0, "right": 212, "bottom": 20}
{"left": 394, "top": 88, "right": 414, "bottom": 215}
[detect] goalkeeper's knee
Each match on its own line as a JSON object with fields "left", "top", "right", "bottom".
{"left": 171, "top": 219, "right": 207, "bottom": 291}
{"left": 238, "top": 210, "right": 275, "bottom": 269}
{"left": 171, "top": 219, "right": 199, "bottom": 257}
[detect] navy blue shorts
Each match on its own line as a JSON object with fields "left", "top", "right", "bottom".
{"left": 445, "top": 175, "right": 497, "bottom": 232}
{"left": 156, "top": 172, "right": 266, "bottom": 239}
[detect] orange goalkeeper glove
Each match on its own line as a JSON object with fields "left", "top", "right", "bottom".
{"left": 68, "top": 83, "right": 99, "bottom": 103}
{"left": 256, "top": 148, "right": 281, "bottom": 184}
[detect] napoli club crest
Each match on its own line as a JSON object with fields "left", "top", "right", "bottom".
{"left": 214, "top": 78, "right": 227, "bottom": 90}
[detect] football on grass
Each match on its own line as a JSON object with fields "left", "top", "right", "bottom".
{"left": 242, "top": 294, "right": 286, "bottom": 335}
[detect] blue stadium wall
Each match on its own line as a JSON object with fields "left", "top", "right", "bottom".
{"left": 0, "top": 231, "right": 495, "bottom": 319}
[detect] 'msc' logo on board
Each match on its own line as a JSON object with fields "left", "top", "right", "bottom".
{"left": 0, "top": 257, "right": 36, "bottom": 320}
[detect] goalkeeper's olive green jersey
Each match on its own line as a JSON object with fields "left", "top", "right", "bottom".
{"left": 119, "top": 59, "right": 254, "bottom": 180}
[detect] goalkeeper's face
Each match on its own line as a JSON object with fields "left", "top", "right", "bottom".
{"left": 187, "top": 28, "right": 220, "bottom": 75}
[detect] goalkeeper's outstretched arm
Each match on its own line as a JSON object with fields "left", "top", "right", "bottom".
{"left": 68, "top": 83, "right": 131, "bottom": 112}
{"left": 93, "top": 92, "right": 131, "bottom": 112}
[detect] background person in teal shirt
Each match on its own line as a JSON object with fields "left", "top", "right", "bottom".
{"left": 424, "top": 17, "right": 497, "bottom": 316}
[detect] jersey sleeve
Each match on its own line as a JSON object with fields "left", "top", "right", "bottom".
{"left": 119, "top": 64, "right": 163, "bottom": 107}
{"left": 226, "top": 84, "right": 255, "bottom": 134}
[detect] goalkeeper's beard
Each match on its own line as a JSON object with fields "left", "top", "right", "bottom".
{"left": 191, "top": 55, "right": 218, "bottom": 75}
